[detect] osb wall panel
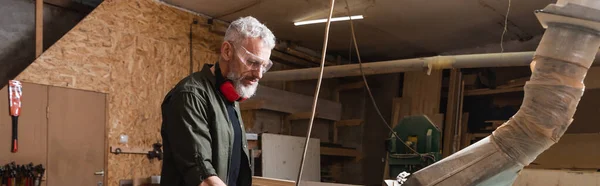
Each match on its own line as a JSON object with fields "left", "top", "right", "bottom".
{"left": 16, "top": 0, "right": 222, "bottom": 185}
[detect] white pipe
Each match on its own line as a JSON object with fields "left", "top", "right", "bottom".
{"left": 262, "top": 51, "right": 600, "bottom": 82}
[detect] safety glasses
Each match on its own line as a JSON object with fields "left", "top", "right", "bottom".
{"left": 233, "top": 44, "right": 273, "bottom": 74}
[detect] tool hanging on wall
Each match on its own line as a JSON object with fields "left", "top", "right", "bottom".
{"left": 0, "top": 162, "right": 44, "bottom": 186}
{"left": 8, "top": 80, "right": 22, "bottom": 153}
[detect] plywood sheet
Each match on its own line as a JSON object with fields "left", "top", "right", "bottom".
{"left": 402, "top": 70, "right": 443, "bottom": 117}
{"left": 513, "top": 169, "right": 600, "bottom": 186}
{"left": 47, "top": 86, "right": 106, "bottom": 186}
{"left": 261, "top": 133, "right": 320, "bottom": 182}
{"left": 14, "top": 0, "right": 225, "bottom": 185}
{"left": 0, "top": 82, "right": 48, "bottom": 186}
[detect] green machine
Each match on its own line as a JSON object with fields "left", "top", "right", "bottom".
{"left": 386, "top": 115, "right": 442, "bottom": 178}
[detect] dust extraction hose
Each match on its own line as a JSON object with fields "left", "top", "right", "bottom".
{"left": 403, "top": 1, "right": 600, "bottom": 186}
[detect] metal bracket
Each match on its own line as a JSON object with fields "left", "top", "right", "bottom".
{"left": 110, "top": 146, "right": 151, "bottom": 155}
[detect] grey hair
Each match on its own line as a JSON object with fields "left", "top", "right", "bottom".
{"left": 224, "top": 16, "right": 276, "bottom": 49}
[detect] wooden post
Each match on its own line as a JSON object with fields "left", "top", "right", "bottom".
{"left": 443, "top": 69, "right": 462, "bottom": 157}
{"left": 35, "top": 0, "right": 43, "bottom": 57}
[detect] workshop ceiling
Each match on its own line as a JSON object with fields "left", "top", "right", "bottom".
{"left": 161, "top": 0, "right": 554, "bottom": 62}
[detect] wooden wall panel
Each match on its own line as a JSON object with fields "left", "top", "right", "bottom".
{"left": 15, "top": 0, "right": 224, "bottom": 185}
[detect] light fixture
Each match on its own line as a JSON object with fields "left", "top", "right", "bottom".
{"left": 294, "top": 15, "right": 364, "bottom": 26}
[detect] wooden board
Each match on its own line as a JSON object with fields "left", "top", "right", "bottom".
{"left": 244, "top": 85, "right": 342, "bottom": 121}
{"left": 35, "top": 0, "right": 43, "bottom": 57}
{"left": 261, "top": 133, "right": 321, "bottom": 182}
{"left": 47, "top": 86, "right": 106, "bottom": 186}
{"left": 252, "top": 176, "right": 361, "bottom": 186}
{"left": 320, "top": 147, "right": 360, "bottom": 158}
{"left": 513, "top": 169, "right": 600, "bottom": 186}
{"left": 0, "top": 83, "right": 48, "bottom": 186}
{"left": 443, "top": 69, "right": 461, "bottom": 157}
{"left": 335, "top": 119, "right": 363, "bottom": 127}
{"left": 402, "top": 70, "right": 443, "bottom": 116}
{"left": 526, "top": 133, "right": 600, "bottom": 169}
{"left": 459, "top": 112, "right": 470, "bottom": 150}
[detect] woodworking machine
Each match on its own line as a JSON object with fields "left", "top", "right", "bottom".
{"left": 386, "top": 115, "right": 441, "bottom": 177}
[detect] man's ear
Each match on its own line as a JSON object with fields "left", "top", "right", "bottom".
{"left": 221, "top": 42, "right": 233, "bottom": 61}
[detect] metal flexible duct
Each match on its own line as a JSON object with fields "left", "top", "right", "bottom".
{"left": 402, "top": 1, "right": 600, "bottom": 186}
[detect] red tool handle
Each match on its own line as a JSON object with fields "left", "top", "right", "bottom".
{"left": 8, "top": 80, "right": 22, "bottom": 153}
{"left": 12, "top": 116, "right": 17, "bottom": 153}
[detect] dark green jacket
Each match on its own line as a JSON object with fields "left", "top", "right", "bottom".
{"left": 160, "top": 64, "right": 252, "bottom": 186}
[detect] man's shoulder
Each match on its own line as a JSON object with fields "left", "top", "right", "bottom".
{"left": 165, "top": 71, "right": 216, "bottom": 101}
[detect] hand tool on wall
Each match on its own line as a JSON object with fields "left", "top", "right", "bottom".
{"left": 0, "top": 163, "right": 43, "bottom": 186}
{"left": 8, "top": 80, "right": 22, "bottom": 153}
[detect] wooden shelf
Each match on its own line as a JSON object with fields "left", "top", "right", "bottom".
{"left": 320, "top": 147, "right": 360, "bottom": 158}
{"left": 239, "top": 85, "right": 342, "bottom": 121}
{"left": 335, "top": 119, "right": 363, "bottom": 127}
{"left": 464, "top": 86, "right": 524, "bottom": 96}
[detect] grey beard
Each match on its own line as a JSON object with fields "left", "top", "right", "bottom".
{"left": 227, "top": 72, "right": 258, "bottom": 98}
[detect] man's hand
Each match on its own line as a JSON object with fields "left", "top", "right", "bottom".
{"left": 199, "top": 176, "right": 227, "bottom": 186}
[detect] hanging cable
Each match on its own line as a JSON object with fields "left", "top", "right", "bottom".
{"left": 343, "top": 0, "right": 421, "bottom": 156}
{"left": 295, "top": 0, "right": 336, "bottom": 185}
{"left": 500, "top": 0, "right": 512, "bottom": 53}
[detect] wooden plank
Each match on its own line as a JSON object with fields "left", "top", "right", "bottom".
{"left": 464, "top": 86, "right": 524, "bottom": 96}
{"left": 403, "top": 70, "right": 442, "bottom": 117}
{"left": 252, "top": 176, "right": 362, "bottom": 186}
{"left": 36, "top": 0, "right": 43, "bottom": 57}
{"left": 287, "top": 112, "right": 321, "bottom": 121}
{"left": 527, "top": 133, "right": 600, "bottom": 169}
{"left": 459, "top": 112, "right": 470, "bottom": 150}
{"left": 443, "top": 69, "right": 461, "bottom": 157}
{"left": 320, "top": 147, "right": 360, "bottom": 158}
{"left": 261, "top": 134, "right": 320, "bottom": 181}
{"left": 335, "top": 119, "right": 363, "bottom": 127}
{"left": 244, "top": 85, "right": 342, "bottom": 121}
{"left": 336, "top": 81, "right": 365, "bottom": 91}
{"left": 513, "top": 169, "right": 600, "bottom": 186}
{"left": 452, "top": 80, "right": 465, "bottom": 153}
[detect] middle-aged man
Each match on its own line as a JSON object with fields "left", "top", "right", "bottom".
{"left": 160, "top": 16, "right": 275, "bottom": 186}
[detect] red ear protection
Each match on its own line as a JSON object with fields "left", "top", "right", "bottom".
{"left": 219, "top": 80, "right": 248, "bottom": 102}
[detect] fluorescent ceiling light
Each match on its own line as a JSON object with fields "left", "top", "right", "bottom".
{"left": 294, "top": 15, "right": 364, "bottom": 26}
